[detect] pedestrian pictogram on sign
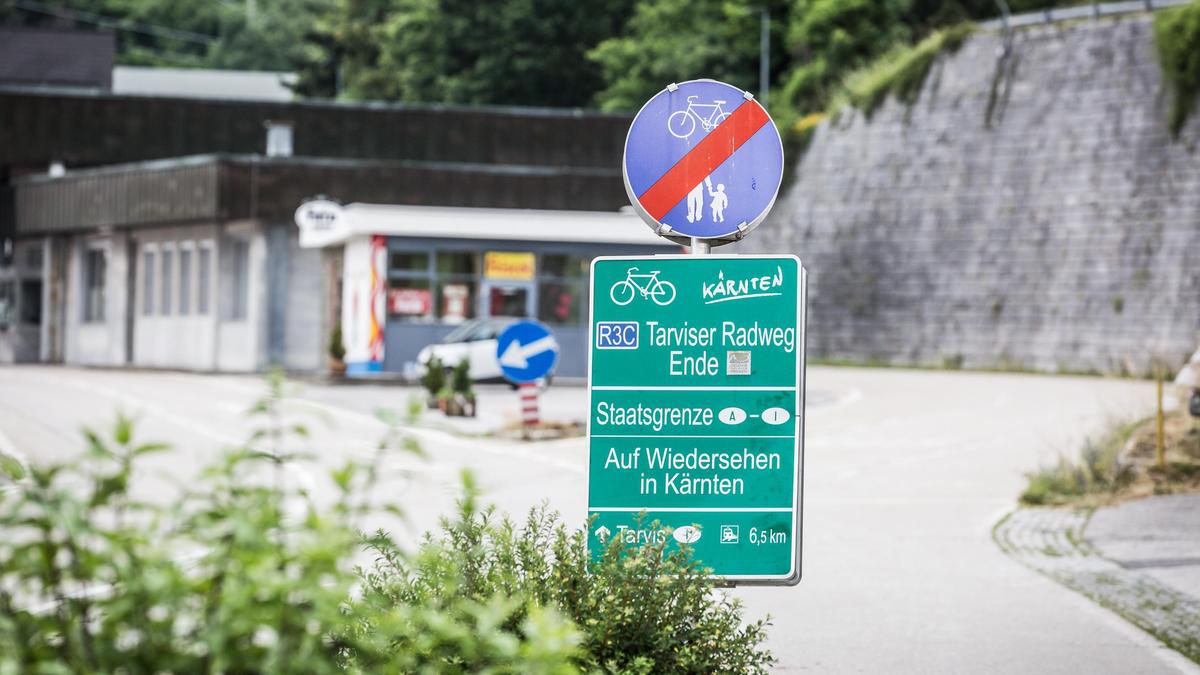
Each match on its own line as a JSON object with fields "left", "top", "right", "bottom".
{"left": 622, "top": 79, "right": 784, "bottom": 245}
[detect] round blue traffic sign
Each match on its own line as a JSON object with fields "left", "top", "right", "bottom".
{"left": 496, "top": 320, "right": 559, "bottom": 384}
{"left": 622, "top": 79, "right": 784, "bottom": 244}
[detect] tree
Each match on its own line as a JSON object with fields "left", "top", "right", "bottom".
{"left": 589, "top": 0, "right": 792, "bottom": 112}
{"left": 206, "top": 0, "right": 335, "bottom": 72}
{"left": 295, "top": 0, "right": 635, "bottom": 106}
{"left": 778, "top": 0, "right": 1046, "bottom": 115}
{"left": 1, "top": 0, "right": 1090, "bottom": 109}
{"left": 780, "top": 0, "right": 911, "bottom": 115}
{"left": 1, "top": 0, "right": 332, "bottom": 73}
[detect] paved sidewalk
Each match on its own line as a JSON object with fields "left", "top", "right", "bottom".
{"left": 995, "top": 504, "right": 1200, "bottom": 669}
{"left": 1088, "top": 494, "right": 1200, "bottom": 600}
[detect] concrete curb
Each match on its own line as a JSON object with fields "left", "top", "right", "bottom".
{"left": 994, "top": 508, "right": 1200, "bottom": 670}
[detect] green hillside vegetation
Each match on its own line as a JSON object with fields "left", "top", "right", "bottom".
{"left": 3, "top": 0, "right": 1088, "bottom": 111}
{"left": 1154, "top": 0, "right": 1200, "bottom": 135}
{"left": 12, "top": 0, "right": 1191, "bottom": 137}
{"left": 835, "top": 22, "right": 975, "bottom": 118}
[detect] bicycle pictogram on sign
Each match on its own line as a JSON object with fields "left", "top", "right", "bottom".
{"left": 667, "top": 96, "right": 731, "bottom": 139}
{"left": 609, "top": 267, "right": 676, "bottom": 306}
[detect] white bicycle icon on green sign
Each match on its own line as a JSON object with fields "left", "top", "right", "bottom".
{"left": 610, "top": 268, "right": 677, "bottom": 306}
{"left": 668, "top": 96, "right": 731, "bottom": 139}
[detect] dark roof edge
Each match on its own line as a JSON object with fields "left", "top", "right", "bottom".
{"left": 14, "top": 153, "right": 623, "bottom": 185}
{"left": 0, "top": 84, "right": 635, "bottom": 119}
{"left": 15, "top": 154, "right": 223, "bottom": 185}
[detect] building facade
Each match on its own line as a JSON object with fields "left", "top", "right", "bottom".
{"left": 298, "top": 204, "right": 670, "bottom": 378}
{"left": 0, "top": 86, "right": 661, "bottom": 377}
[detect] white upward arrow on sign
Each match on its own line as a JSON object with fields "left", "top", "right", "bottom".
{"left": 499, "top": 335, "right": 559, "bottom": 369}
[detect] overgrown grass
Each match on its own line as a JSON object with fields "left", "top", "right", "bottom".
{"left": 1020, "top": 419, "right": 1142, "bottom": 506}
{"left": 1021, "top": 404, "right": 1200, "bottom": 506}
{"left": 836, "top": 23, "right": 975, "bottom": 118}
{"left": 1154, "top": 0, "right": 1200, "bottom": 136}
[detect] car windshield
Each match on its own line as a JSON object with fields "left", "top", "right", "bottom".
{"left": 441, "top": 321, "right": 482, "bottom": 343}
{"left": 441, "top": 318, "right": 517, "bottom": 343}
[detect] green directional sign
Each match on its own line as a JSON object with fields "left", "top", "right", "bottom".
{"left": 587, "top": 255, "right": 806, "bottom": 584}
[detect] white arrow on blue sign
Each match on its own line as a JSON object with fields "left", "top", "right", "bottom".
{"left": 622, "top": 79, "right": 784, "bottom": 244}
{"left": 496, "top": 320, "right": 559, "bottom": 384}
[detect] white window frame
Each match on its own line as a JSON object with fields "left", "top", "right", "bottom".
{"left": 81, "top": 242, "right": 108, "bottom": 324}
{"left": 197, "top": 240, "right": 214, "bottom": 316}
{"left": 178, "top": 240, "right": 195, "bottom": 316}
{"left": 141, "top": 242, "right": 158, "bottom": 317}
{"left": 159, "top": 242, "right": 176, "bottom": 316}
{"left": 225, "top": 237, "right": 251, "bottom": 322}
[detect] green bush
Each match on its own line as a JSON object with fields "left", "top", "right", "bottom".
{"left": 1154, "top": 0, "right": 1200, "bottom": 136}
{"left": 0, "top": 375, "right": 773, "bottom": 673}
{"left": 362, "top": 488, "right": 774, "bottom": 674}
{"left": 0, "top": 379, "right": 579, "bottom": 673}
{"left": 782, "top": 0, "right": 912, "bottom": 114}
{"left": 422, "top": 355, "right": 446, "bottom": 397}
{"left": 328, "top": 324, "right": 347, "bottom": 361}
{"left": 839, "top": 23, "right": 974, "bottom": 117}
{"left": 452, "top": 357, "right": 474, "bottom": 396}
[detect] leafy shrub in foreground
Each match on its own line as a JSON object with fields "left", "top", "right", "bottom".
{"left": 0, "top": 387, "right": 577, "bottom": 673}
{"left": 0, "top": 376, "right": 772, "bottom": 673}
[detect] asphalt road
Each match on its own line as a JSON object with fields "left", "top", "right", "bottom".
{"left": 0, "top": 365, "right": 1194, "bottom": 674}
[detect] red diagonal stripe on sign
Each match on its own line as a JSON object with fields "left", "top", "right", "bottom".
{"left": 637, "top": 100, "right": 771, "bottom": 221}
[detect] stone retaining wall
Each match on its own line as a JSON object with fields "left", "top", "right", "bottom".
{"left": 738, "top": 15, "right": 1200, "bottom": 374}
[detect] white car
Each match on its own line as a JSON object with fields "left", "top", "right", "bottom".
{"left": 416, "top": 317, "right": 532, "bottom": 384}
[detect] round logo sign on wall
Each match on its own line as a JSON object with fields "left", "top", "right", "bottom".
{"left": 294, "top": 198, "right": 348, "bottom": 248}
{"left": 622, "top": 79, "right": 784, "bottom": 246}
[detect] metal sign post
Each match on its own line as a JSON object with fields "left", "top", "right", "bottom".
{"left": 520, "top": 383, "right": 539, "bottom": 426}
{"left": 588, "top": 79, "right": 799, "bottom": 585}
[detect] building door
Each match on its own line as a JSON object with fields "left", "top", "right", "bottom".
{"left": 481, "top": 281, "right": 533, "bottom": 319}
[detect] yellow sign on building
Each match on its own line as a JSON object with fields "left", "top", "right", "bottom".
{"left": 484, "top": 252, "right": 535, "bottom": 281}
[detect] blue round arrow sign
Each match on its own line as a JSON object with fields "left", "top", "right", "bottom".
{"left": 496, "top": 320, "right": 559, "bottom": 384}
{"left": 622, "top": 79, "right": 784, "bottom": 242}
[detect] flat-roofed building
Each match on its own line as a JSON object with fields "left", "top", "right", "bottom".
{"left": 4, "top": 151, "right": 668, "bottom": 377}
{"left": 0, "top": 84, "right": 659, "bottom": 378}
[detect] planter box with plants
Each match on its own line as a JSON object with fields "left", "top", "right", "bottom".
{"left": 328, "top": 324, "right": 347, "bottom": 377}
{"left": 423, "top": 357, "right": 476, "bottom": 417}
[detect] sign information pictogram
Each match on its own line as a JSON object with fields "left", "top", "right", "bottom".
{"left": 496, "top": 320, "right": 559, "bottom": 384}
